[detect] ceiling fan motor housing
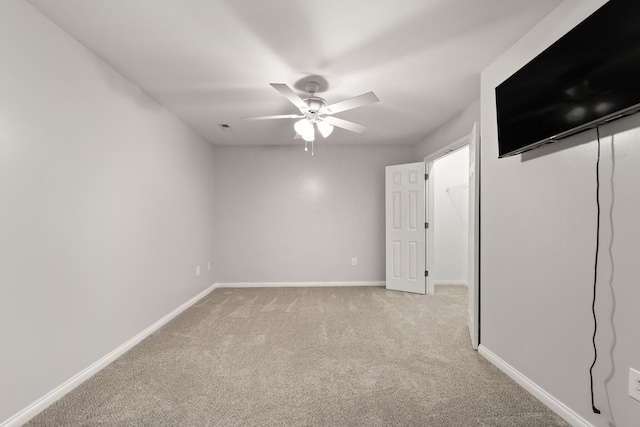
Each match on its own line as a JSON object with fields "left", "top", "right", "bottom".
{"left": 248, "top": 81, "right": 378, "bottom": 137}
{"left": 303, "top": 97, "right": 327, "bottom": 117}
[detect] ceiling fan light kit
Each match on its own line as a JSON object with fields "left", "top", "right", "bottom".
{"left": 294, "top": 119, "right": 315, "bottom": 141}
{"left": 246, "top": 80, "right": 379, "bottom": 154}
{"left": 316, "top": 120, "right": 334, "bottom": 138}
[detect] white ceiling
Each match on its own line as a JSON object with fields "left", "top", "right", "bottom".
{"left": 26, "top": 0, "right": 562, "bottom": 146}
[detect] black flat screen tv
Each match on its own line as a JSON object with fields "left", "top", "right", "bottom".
{"left": 495, "top": 0, "right": 640, "bottom": 158}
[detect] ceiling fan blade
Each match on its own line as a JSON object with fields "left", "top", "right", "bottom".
{"left": 325, "top": 92, "right": 379, "bottom": 114}
{"left": 270, "top": 83, "right": 308, "bottom": 111}
{"left": 293, "top": 133, "right": 302, "bottom": 140}
{"left": 323, "top": 116, "right": 367, "bottom": 134}
{"left": 245, "top": 114, "right": 304, "bottom": 120}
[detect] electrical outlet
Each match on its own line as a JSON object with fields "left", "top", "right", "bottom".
{"left": 629, "top": 368, "right": 640, "bottom": 402}
{"left": 196, "top": 265, "right": 201, "bottom": 277}
{"left": 351, "top": 257, "right": 357, "bottom": 266}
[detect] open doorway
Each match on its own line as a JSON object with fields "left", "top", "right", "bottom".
{"left": 425, "top": 122, "right": 480, "bottom": 349}
{"left": 384, "top": 123, "right": 479, "bottom": 347}
{"left": 431, "top": 146, "right": 469, "bottom": 288}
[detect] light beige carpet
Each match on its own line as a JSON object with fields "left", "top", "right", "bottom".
{"left": 27, "top": 286, "right": 569, "bottom": 426}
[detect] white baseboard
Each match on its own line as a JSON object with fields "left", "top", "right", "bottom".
{"left": 215, "top": 281, "right": 385, "bottom": 288}
{"left": 478, "top": 345, "right": 593, "bottom": 427}
{"left": 3, "top": 281, "right": 384, "bottom": 426}
{"left": 434, "top": 280, "right": 468, "bottom": 286}
{"left": 1, "top": 284, "right": 218, "bottom": 427}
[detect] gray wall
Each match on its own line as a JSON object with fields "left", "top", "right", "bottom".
{"left": 213, "top": 145, "right": 414, "bottom": 283}
{"left": 0, "top": 1, "right": 216, "bottom": 421}
{"left": 481, "top": 1, "right": 640, "bottom": 426}
{"left": 414, "top": 99, "right": 480, "bottom": 159}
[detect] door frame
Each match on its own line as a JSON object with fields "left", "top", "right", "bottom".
{"left": 424, "top": 135, "right": 471, "bottom": 295}
{"left": 423, "top": 125, "right": 479, "bottom": 349}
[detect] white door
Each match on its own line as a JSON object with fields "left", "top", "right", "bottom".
{"left": 468, "top": 122, "right": 480, "bottom": 349}
{"left": 385, "top": 162, "right": 426, "bottom": 294}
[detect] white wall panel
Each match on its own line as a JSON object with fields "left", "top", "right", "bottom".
{"left": 0, "top": 1, "right": 216, "bottom": 422}
{"left": 213, "top": 145, "right": 414, "bottom": 283}
{"left": 481, "top": 1, "right": 640, "bottom": 426}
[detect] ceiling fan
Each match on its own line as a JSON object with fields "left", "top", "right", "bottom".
{"left": 247, "top": 81, "right": 379, "bottom": 153}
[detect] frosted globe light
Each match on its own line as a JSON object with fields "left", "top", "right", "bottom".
{"left": 294, "top": 119, "right": 315, "bottom": 141}
{"left": 316, "top": 121, "right": 334, "bottom": 138}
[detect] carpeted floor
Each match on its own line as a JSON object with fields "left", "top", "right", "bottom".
{"left": 26, "top": 286, "right": 569, "bottom": 426}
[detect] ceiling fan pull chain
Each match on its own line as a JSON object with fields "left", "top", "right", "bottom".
{"left": 305, "top": 140, "right": 308, "bottom": 152}
{"left": 311, "top": 140, "right": 314, "bottom": 156}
